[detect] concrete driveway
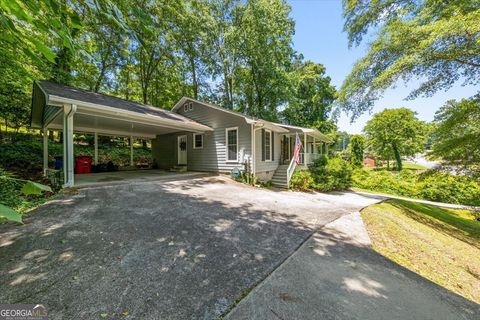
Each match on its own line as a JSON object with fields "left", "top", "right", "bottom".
{"left": 0, "top": 175, "right": 377, "bottom": 319}
{"left": 226, "top": 212, "right": 480, "bottom": 320}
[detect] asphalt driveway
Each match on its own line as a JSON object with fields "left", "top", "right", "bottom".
{"left": 0, "top": 175, "right": 376, "bottom": 319}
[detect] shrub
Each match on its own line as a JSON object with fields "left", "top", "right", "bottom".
{"left": 290, "top": 170, "right": 314, "bottom": 191}
{"left": 352, "top": 168, "right": 480, "bottom": 206}
{"left": 0, "top": 169, "right": 23, "bottom": 208}
{"left": 349, "top": 134, "right": 365, "bottom": 167}
{"left": 310, "top": 157, "right": 353, "bottom": 191}
{"left": 418, "top": 171, "right": 480, "bottom": 206}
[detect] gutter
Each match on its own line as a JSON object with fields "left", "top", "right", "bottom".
{"left": 48, "top": 95, "right": 213, "bottom": 133}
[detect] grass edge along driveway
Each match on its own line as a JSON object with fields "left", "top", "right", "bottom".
{"left": 360, "top": 199, "right": 480, "bottom": 304}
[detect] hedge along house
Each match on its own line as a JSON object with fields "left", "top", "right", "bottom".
{"left": 30, "top": 81, "right": 213, "bottom": 187}
{"left": 31, "top": 81, "right": 331, "bottom": 188}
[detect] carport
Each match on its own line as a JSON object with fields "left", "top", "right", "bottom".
{"left": 30, "top": 80, "right": 212, "bottom": 187}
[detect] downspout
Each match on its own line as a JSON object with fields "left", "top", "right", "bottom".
{"left": 251, "top": 124, "right": 255, "bottom": 175}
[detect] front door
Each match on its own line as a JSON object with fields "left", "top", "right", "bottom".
{"left": 177, "top": 135, "right": 187, "bottom": 165}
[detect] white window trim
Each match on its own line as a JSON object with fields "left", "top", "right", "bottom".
{"left": 264, "top": 129, "right": 272, "bottom": 162}
{"left": 193, "top": 133, "right": 203, "bottom": 149}
{"left": 225, "top": 127, "right": 239, "bottom": 163}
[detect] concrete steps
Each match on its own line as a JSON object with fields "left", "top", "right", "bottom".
{"left": 271, "top": 165, "right": 289, "bottom": 188}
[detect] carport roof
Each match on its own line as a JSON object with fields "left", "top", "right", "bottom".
{"left": 31, "top": 80, "right": 212, "bottom": 133}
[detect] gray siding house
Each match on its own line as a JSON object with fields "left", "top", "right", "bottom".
{"left": 30, "top": 81, "right": 330, "bottom": 188}
{"left": 152, "top": 97, "right": 331, "bottom": 187}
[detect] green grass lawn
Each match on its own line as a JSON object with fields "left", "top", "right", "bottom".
{"left": 402, "top": 161, "right": 429, "bottom": 170}
{"left": 361, "top": 199, "right": 480, "bottom": 303}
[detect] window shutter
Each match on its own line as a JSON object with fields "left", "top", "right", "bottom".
{"left": 261, "top": 129, "right": 265, "bottom": 161}
{"left": 272, "top": 132, "right": 275, "bottom": 161}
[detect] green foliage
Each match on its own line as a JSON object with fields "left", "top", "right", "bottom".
{"left": 21, "top": 181, "right": 52, "bottom": 196}
{"left": 364, "top": 108, "right": 428, "bottom": 170}
{"left": 0, "top": 168, "right": 52, "bottom": 224}
{"left": 0, "top": 133, "right": 152, "bottom": 175}
{"left": 430, "top": 95, "right": 480, "bottom": 176}
{"left": 352, "top": 168, "right": 480, "bottom": 206}
{"left": 0, "top": 169, "right": 23, "bottom": 208}
{"left": 340, "top": 0, "right": 480, "bottom": 117}
{"left": 310, "top": 157, "right": 353, "bottom": 192}
{"left": 349, "top": 134, "right": 364, "bottom": 167}
{"left": 289, "top": 170, "right": 314, "bottom": 191}
{"left": 0, "top": 0, "right": 318, "bottom": 128}
{"left": 0, "top": 204, "right": 23, "bottom": 224}
{"left": 290, "top": 156, "right": 353, "bottom": 192}
{"left": 282, "top": 59, "right": 337, "bottom": 132}
{"left": 233, "top": 0, "right": 295, "bottom": 121}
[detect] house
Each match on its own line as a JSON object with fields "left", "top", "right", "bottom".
{"left": 30, "top": 81, "right": 331, "bottom": 188}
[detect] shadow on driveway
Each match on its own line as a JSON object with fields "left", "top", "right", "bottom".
{"left": 1, "top": 177, "right": 332, "bottom": 319}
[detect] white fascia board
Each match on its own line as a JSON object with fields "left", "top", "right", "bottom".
{"left": 48, "top": 95, "right": 213, "bottom": 133}
{"left": 47, "top": 123, "right": 157, "bottom": 139}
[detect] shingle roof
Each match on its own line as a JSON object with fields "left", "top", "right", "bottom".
{"left": 36, "top": 80, "right": 199, "bottom": 124}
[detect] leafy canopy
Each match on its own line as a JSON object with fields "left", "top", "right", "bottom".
{"left": 349, "top": 134, "right": 365, "bottom": 167}
{"left": 340, "top": 0, "right": 480, "bottom": 118}
{"left": 364, "top": 108, "right": 428, "bottom": 170}
{"left": 282, "top": 59, "right": 337, "bottom": 132}
{"left": 430, "top": 95, "right": 480, "bottom": 176}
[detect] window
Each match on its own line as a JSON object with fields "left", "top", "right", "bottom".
{"left": 193, "top": 134, "right": 203, "bottom": 149}
{"left": 183, "top": 103, "right": 189, "bottom": 112}
{"left": 188, "top": 102, "right": 194, "bottom": 111}
{"left": 265, "top": 130, "right": 272, "bottom": 161}
{"left": 226, "top": 127, "right": 238, "bottom": 162}
{"left": 183, "top": 102, "right": 193, "bottom": 112}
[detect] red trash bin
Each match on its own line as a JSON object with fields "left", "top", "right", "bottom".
{"left": 75, "top": 156, "right": 93, "bottom": 174}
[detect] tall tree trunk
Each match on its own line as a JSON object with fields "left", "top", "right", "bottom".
{"left": 392, "top": 143, "right": 402, "bottom": 171}
{"left": 94, "top": 62, "right": 108, "bottom": 93}
{"left": 190, "top": 56, "right": 198, "bottom": 99}
{"left": 125, "top": 67, "right": 130, "bottom": 100}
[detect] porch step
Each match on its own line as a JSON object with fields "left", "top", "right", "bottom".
{"left": 271, "top": 180, "right": 288, "bottom": 189}
{"left": 170, "top": 165, "right": 187, "bottom": 172}
{"left": 271, "top": 164, "right": 290, "bottom": 189}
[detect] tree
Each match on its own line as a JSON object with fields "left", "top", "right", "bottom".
{"left": 349, "top": 134, "right": 365, "bottom": 168}
{"left": 430, "top": 95, "right": 480, "bottom": 175}
{"left": 339, "top": 0, "right": 480, "bottom": 118}
{"left": 0, "top": 0, "right": 128, "bottom": 80}
{"left": 364, "top": 108, "right": 427, "bottom": 170}
{"left": 283, "top": 59, "right": 337, "bottom": 132}
{"left": 233, "top": 0, "right": 295, "bottom": 121}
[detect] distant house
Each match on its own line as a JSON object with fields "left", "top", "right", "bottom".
{"left": 30, "top": 81, "right": 331, "bottom": 188}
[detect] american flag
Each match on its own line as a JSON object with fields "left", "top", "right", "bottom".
{"left": 293, "top": 133, "right": 302, "bottom": 164}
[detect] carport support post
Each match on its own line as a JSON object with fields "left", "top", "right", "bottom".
{"left": 63, "top": 104, "right": 76, "bottom": 187}
{"left": 130, "top": 136, "right": 134, "bottom": 167}
{"left": 94, "top": 132, "right": 98, "bottom": 165}
{"left": 42, "top": 128, "right": 48, "bottom": 176}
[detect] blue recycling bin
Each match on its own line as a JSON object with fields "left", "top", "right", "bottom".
{"left": 54, "top": 156, "right": 63, "bottom": 170}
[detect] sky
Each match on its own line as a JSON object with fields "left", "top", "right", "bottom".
{"left": 288, "top": 0, "right": 478, "bottom": 134}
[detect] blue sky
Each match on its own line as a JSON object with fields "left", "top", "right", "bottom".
{"left": 288, "top": 0, "right": 478, "bottom": 134}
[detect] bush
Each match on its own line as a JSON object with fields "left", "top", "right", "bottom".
{"left": 290, "top": 156, "right": 353, "bottom": 192}
{"left": 352, "top": 168, "right": 480, "bottom": 206}
{"left": 310, "top": 157, "right": 353, "bottom": 191}
{"left": 418, "top": 171, "right": 480, "bottom": 206}
{"left": 0, "top": 138, "right": 152, "bottom": 177}
{"left": 0, "top": 169, "right": 23, "bottom": 208}
{"left": 290, "top": 170, "right": 314, "bottom": 191}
